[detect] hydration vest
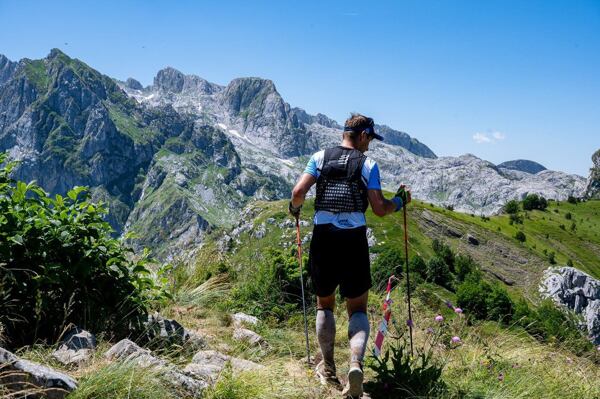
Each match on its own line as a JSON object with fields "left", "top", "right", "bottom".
{"left": 314, "top": 146, "right": 369, "bottom": 213}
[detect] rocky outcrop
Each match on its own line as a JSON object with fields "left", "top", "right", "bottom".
{"left": 540, "top": 267, "right": 600, "bottom": 344}
{"left": 0, "top": 54, "right": 17, "bottom": 86}
{"left": 0, "top": 347, "right": 77, "bottom": 398}
{"left": 585, "top": 149, "right": 600, "bottom": 199}
{"left": 125, "top": 77, "right": 144, "bottom": 90}
{"left": 105, "top": 339, "right": 207, "bottom": 396}
{"left": 144, "top": 313, "right": 205, "bottom": 348}
{"left": 497, "top": 159, "right": 547, "bottom": 174}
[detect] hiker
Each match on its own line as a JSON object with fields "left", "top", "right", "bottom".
{"left": 289, "top": 113, "right": 411, "bottom": 398}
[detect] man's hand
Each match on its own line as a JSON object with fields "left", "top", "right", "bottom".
{"left": 391, "top": 185, "right": 411, "bottom": 211}
{"left": 289, "top": 201, "right": 302, "bottom": 219}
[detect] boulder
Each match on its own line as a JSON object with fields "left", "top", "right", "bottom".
{"left": 144, "top": 313, "right": 205, "bottom": 348}
{"left": 52, "top": 326, "right": 96, "bottom": 366}
{"left": 466, "top": 234, "right": 479, "bottom": 245}
{"left": 232, "top": 328, "right": 265, "bottom": 347}
{"left": 0, "top": 347, "right": 77, "bottom": 398}
{"left": 540, "top": 267, "right": 600, "bottom": 344}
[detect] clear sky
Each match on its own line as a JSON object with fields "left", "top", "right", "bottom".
{"left": 1, "top": 0, "right": 599, "bottom": 176}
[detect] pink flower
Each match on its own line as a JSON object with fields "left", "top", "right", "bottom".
{"left": 451, "top": 336, "right": 461, "bottom": 344}
{"left": 426, "top": 327, "right": 434, "bottom": 334}
{"left": 454, "top": 307, "right": 463, "bottom": 314}
{"left": 435, "top": 315, "right": 444, "bottom": 322}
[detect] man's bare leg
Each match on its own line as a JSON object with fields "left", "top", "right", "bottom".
{"left": 315, "top": 294, "right": 338, "bottom": 384}
{"left": 344, "top": 291, "right": 369, "bottom": 397}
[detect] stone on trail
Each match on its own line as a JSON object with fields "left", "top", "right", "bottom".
{"left": 0, "top": 347, "right": 77, "bottom": 398}
{"left": 184, "top": 350, "right": 263, "bottom": 382}
{"left": 231, "top": 312, "right": 259, "bottom": 327}
{"left": 232, "top": 328, "right": 265, "bottom": 346}
{"left": 144, "top": 313, "right": 206, "bottom": 348}
{"left": 52, "top": 326, "right": 96, "bottom": 366}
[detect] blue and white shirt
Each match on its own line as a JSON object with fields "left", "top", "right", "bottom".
{"left": 304, "top": 149, "right": 381, "bottom": 229}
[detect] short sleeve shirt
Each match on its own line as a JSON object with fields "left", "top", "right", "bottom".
{"left": 303, "top": 149, "right": 381, "bottom": 228}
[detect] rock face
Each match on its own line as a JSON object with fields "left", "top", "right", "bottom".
{"left": 143, "top": 313, "right": 205, "bottom": 348}
{"left": 183, "top": 350, "right": 263, "bottom": 383}
{"left": 0, "top": 50, "right": 289, "bottom": 261}
{"left": 0, "top": 347, "right": 77, "bottom": 398}
{"left": 585, "top": 149, "right": 600, "bottom": 199}
{"left": 497, "top": 159, "right": 547, "bottom": 174}
{"left": 540, "top": 267, "right": 600, "bottom": 344}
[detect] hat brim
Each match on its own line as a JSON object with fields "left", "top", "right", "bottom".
{"left": 370, "top": 132, "right": 384, "bottom": 141}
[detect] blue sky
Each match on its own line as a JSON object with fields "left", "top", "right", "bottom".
{"left": 1, "top": 0, "right": 599, "bottom": 175}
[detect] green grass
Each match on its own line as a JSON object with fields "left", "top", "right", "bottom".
{"left": 23, "top": 60, "right": 50, "bottom": 92}
{"left": 428, "top": 199, "right": 600, "bottom": 279}
{"left": 107, "top": 104, "right": 161, "bottom": 145}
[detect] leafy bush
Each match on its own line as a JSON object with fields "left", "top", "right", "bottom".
{"left": 485, "top": 284, "right": 514, "bottom": 322}
{"left": 509, "top": 213, "right": 523, "bottom": 225}
{"left": 454, "top": 254, "right": 478, "bottom": 282}
{"left": 503, "top": 200, "right": 520, "bottom": 215}
{"left": 365, "top": 334, "right": 447, "bottom": 398}
{"left": 548, "top": 251, "right": 556, "bottom": 264}
{"left": 456, "top": 277, "right": 490, "bottom": 319}
{"left": 522, "top": 194, "right": 548, "bottom": 211}
{"left": 565, "top": 212, "right": 572, "bottom": 220}
{"left": 432, "top": 239, "right": 454, "bottom": 272}
{"left": 228, "top": 248, "right": 309, "bottom": 320}
{"left": 425, "top": 256, "right": 452, "bottom": 288}
{"left": 515, "top": 230, "right": 526, "bottom": 242}
{"left": 409, "top": 255, "right": 427, "bottom": 279}
{"left": 0, "top": 154, "right": 169, "bottom": 346}
{"left": 371, "top": 246, "right": 404, "bottom": 290}
{"left": 567, "top": 196, "right": 580, "bottom": 204}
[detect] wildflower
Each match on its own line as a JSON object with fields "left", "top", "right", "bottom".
{"left": 454, "top": 307, "right": 463, "bottom": 314}
{"left": 451, "top": 336, "right": 461, "bottom": 344}
{"left": 406, "top": 319, "right": 414, "bottom": 328}
{"left": 426, "top": 327, "right": 434, "bottom": 334}
{"left": 445, "top": 300, "right": 454, "bottom": 309}
{"left": 498, "top": 373, "right": 504, "bottom": 382}
{"left": 566, "top": 357, "right": 573, "bottom": 364}
{"left": 435, "top": 315, "right": 444, "bottom": 322}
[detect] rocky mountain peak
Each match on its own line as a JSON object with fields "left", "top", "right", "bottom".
{"left": 219, "top": 77, "right": 280, "bottom": 115}
{"left": 154, "top": 67, "right": 185, "bottom": 93}
{"left": 0, "top": 54, "right": 17, "bottom": 86}
{"left": 125, "top": 78, "right": 144, "bottom": 91}
{"left": 497, "top": 159, "right": 547, "bottom": 174}
{"left": 585, "top": 149, "right": 600, "bottom": 199}
{"left": 374, "top": 124, "right": 437, "bottom": 158}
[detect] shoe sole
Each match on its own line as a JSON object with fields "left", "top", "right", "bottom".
{"left": 345, "top": 367, "right": 363, "bottom": 397}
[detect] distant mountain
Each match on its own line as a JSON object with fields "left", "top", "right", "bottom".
{"left": 0, "top": 49, "right": 588, "bottom": 259}
{"left": 586, "top": 149, "right": 600, "bottom": 199}
{"left": 497, "top": 159, "right": 547, "bottom": 174}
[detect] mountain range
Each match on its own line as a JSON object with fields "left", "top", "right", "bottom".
{"left": 0, "top": 49, "right": 593, "bottom": 260}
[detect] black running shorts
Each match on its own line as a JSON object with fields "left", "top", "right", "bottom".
{"left": 308, "top": 223, "right": 372, "bottom": 299}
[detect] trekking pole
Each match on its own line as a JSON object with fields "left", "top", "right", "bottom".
{"left": 295, "top": 216, "right": 311, "bottom": 365}
{"left": 402, "top": 205, "right": 415, "bottom": 357}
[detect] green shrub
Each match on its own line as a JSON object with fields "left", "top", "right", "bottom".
{"left": 408, "top": 255, "right": 427, "bottom": 279}
{"left": 456, "top": 277, "right": 490, "bottom": 320}
{"left": 548, "top": 251, "right": 556, "bottom": 264}
{"left": 228, "top": 248, "right": 309, "bottom": 320}
{"left": 365, "top": 335, "right": 447, "bottom": 398}
{"left": 454, "top": 254, "right": 478, "bottom": 282}
{"left": 567, "top": 196, "right": 579, "bottom": 204}
{"left": 509, "top": 213, "right": 523, "bottom": 225}
{"left": 565, "top": 212, "right": 572, "bottom": 220}
{"left": 515, "top": 230, "right": 526, "bottom": 242}
{"left": 503, "top": 200, "right": 520, "bottom": 214}
{"left": 372, "top": 246, "right": 404, "bottom": 290}
{"left": 0, "top": 154, "right": 169, "bottom": 347}
{"left": 431, "top": 239, "right": 454, "bottom": 272}
{"left": 485, "top": 284, "right": 514, "bottom": 323}
{"left": 425, "top": 256, "right": 452, "bottom": 288}
{"left": 523, "top": 194, "right": 548, "bottom": 211}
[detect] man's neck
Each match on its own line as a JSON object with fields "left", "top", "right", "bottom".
{"left": 340, "top": 139, "right": 357, "bottom": 149}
